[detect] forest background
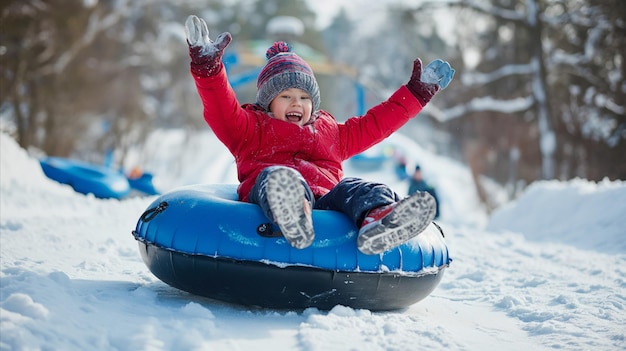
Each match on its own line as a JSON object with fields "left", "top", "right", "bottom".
{"left": 1, "top": 0, "right": 624, "bottom": 208}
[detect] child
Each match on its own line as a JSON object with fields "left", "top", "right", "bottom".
{"left": 185, "top": 15, "right": 454, "bottom": 255}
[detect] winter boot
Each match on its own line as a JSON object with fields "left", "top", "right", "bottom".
{"left": 266, "top": 167, "right": 314, "bottom": 249}
{"left": 357, "top": 191, "right": 436, "bottom": 255}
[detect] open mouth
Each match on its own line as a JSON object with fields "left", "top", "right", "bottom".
{"left": 286, "top": 112, "right": 303, "bottom": 123}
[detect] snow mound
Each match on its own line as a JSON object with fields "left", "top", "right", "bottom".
{"left": 486, "top": 178, "right": 626, "bottom": 254}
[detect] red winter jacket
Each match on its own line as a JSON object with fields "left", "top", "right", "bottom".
{"left": 193, "top": 65, "right": 425, "bottom": 202}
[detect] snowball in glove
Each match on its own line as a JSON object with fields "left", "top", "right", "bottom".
{"left": 405, "top": 58, "right": 455, "bottom": 106}
{"left": 185, "top": 15, "right": 232, "bottom": 77}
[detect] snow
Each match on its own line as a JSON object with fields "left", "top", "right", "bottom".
{"left": 266, "top": 16, "right": 305, "bottom": 36}
{"left": 487, "top": 178, "right": 626, "bottom": 254}
{"left": 1, "top": 130, "right": 625, "bottom": 351}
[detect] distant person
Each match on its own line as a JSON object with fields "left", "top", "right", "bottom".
{"left": 127, "top": 166, "right": 144, "bottom": 180}
{"left": 394, "top": 156, "right": 410, "bottom": 181}
{"left": 408, "top": 165, "right": 440, "bottom": 219}
{"left": 184, "top": 15, "right": 454, "bottom": 254}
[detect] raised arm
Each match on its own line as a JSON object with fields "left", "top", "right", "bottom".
{"left": 339, "top": 58, "right": 455, "bottom": 158}
{"left": 185, "top": 15, "right": 232, "bottom": 77}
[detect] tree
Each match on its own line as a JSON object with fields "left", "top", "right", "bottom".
{"left": 239, "top": 0, "right": 322, "bottom": 50}
{"left": 415, "top": 0, "right": 625, "bottom": 185}
{"left": 0, "top": 0, "right": 234, "bottom": 165}
{"left": 1, "top": 0, "right": 146, "bottom": 161}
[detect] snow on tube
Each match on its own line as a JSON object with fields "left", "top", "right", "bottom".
{"left": 40, "top": 156, "right": 130, "bottom": 199}
{"left": 132, "top": 184, "right": 452, "bottom": 311}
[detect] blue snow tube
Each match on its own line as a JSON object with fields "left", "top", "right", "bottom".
{"left": 348, "top": 152, "right": 390, "bottom": 171}
{"left": 127, "top": 173, "right": 160, "bottom": 196}
{"left": 132, "top": 184, "right": 452, "bottom": 311}
{"left": 39, "top": 156, "right": 130, "bottom": 199}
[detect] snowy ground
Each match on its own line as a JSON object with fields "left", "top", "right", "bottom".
{"left": 1, "top": 130, "right": 625, "bottom": 351}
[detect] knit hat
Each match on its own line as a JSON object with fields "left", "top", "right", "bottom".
{"left": 256, "top": 41, "right": 321, "bottom": 111}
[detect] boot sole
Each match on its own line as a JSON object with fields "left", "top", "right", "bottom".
{"left": 266, "top": 168, "right": 314, "bottom": 249}
{"left": 357, "top": 191, "right": 436, "bottom": 255}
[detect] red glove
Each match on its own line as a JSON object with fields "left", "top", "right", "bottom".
{"left": 185, "top": 15, "right": 232, "bottom": 77}
{"left": 405, "top": 58, "right": 440, "bottom": 106}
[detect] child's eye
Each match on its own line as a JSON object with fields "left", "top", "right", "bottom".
{"left": 301, "top": 96, "right": 310, "bottom": 100}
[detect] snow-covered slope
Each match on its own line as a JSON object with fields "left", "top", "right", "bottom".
{"left": 1, "top": 131, "right": 624, "bottom": 351}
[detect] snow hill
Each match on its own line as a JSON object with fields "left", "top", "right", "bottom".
{"left": 1, "top": 131, "right": 625, "bottom": 351}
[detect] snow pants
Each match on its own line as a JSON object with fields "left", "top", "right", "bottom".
{"left": 248, "top": 165, "right": 401, "bottom": 227}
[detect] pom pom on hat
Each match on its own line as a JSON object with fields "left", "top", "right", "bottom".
{"left": 265, "top": 41, "right": 292, "bottom": 59}
{"left": 256, "top": 41, "right": 321, "bottom": 111}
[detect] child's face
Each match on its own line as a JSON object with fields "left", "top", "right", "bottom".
{"left": 268, "top": 88, "right": 313, "bottom": 126}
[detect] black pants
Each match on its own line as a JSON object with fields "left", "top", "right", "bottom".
{"left": 248, "top": 166, "right": 400, "bottom": 227}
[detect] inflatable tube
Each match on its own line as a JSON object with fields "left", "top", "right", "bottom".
{"left": 40, "top": 156, "right": 130, "bottom": 199}
{"left": 127, "top": 173, "right": 160, "bottom": 196}
{"left": 132, "top": 184, "right": 452, "bottom": 311}
{"left": 348, "top": 152, "right": 390, "bottom": 171}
